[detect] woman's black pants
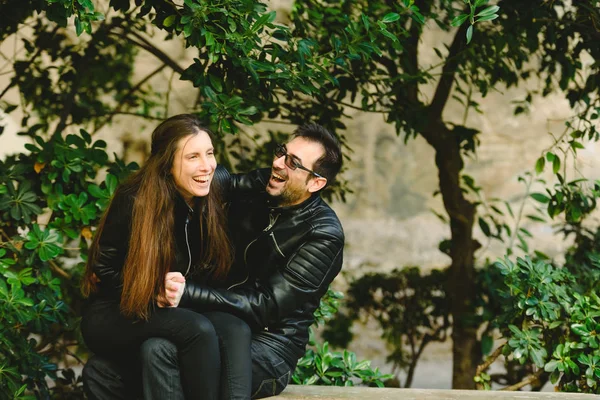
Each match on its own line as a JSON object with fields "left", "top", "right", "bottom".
{"left": 81, "top": 300, "right": 251, "bottom": 400}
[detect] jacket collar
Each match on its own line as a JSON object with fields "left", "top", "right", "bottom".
{"left": 174, "top": 192, "right": 200, "bottom": 221}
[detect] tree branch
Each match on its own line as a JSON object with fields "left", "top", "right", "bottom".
{"left": 338, "top": 101, "right": 389, "bottom": 113}
{"left": 427, "top": 27, "right": 466, "bottom": 122}
{"left": 110, "top": 28, "right": 185, "bottom": 75}
{"left": 0, "top": 26, "right": 60, "bottom": 100}
{"left": 402, "top": 17, "right": 421, "bottom": 105}
{"left": 49, "top": 260, "right": 71, "bottom": 279}
{"left": 501, "top": 368, "right": 544, "bottom": 391}
{"left": 476, "top": 343, "right": 505, "bottom": 376}
{"left": 94, "top": 111, "right": 165, "bottom": 121}
{"left": 93, "top": 63, "right": 167, "bottom": 133}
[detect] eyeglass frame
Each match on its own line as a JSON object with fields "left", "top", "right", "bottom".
{"left": 274, "top": 144, "right": 324, "bottom": 179}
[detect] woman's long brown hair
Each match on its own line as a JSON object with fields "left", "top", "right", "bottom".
{"left": 82, "top": 114, "right": 233, "bottom": 320}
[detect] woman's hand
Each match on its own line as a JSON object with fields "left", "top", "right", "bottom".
{"left": 158, "top": 272, "right": 186, "bottom": 308}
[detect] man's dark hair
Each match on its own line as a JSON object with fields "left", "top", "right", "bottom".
{"left": 293, "top": 123, "right": 342, "bottom": 186}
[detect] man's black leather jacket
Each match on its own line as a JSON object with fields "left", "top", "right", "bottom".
{"left": 180, "top": 167, "right": 345, "bottom": 362}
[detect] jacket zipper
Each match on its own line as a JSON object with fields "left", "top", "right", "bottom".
{"left": 229, "top": 211, "right": 280, "bottom": 290}
{"left": 184, "top": 218, "right": 192, "bottom": 277}
{"left": 263, "top": 212, "right": 279, "bottom": 231}
{"left": 228, "top": 236, "right": 257, "bottom": 290}
{"left": 270, "top": 232, "right": 285, "bottom": 257}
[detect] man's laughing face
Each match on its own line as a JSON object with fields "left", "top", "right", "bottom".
{"left": 266, "top": 137, "right": 325, "bottom": 207}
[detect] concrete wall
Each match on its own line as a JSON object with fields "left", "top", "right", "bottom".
{"left": 273, "top": 385, "right": 598, "bottom": 399}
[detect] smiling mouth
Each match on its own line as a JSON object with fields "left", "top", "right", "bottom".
{"left": 193, "top": 176, "right": 210, "bottom": 184}
{"left": 271, "top": 171, "right": 286, "bottom": 183}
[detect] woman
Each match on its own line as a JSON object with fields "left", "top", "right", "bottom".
{"left": 81, "top": 114, "right": 251, "bottom": 400}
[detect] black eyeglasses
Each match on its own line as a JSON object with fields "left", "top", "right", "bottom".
{"left": 275, "top": 144, "right": 323, "bottom": 178}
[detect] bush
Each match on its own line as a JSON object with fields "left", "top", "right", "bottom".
{"left": 486, "top": 254, "right": 600, "bottom": 393}
{"left": 321, "top": 267, "right": 450, "bottom": 388}
{"left": 326, "top": 234, "right": 600, "bottom": 393}
{"left": 292, "top": 289, "right": 392, "bottom": 387}
{"left": 0, "top": 129, "right": 137, "bottom": 398}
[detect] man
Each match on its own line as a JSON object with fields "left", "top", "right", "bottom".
{"left": 83, "top": 122, "right": 344, "bottom": 399}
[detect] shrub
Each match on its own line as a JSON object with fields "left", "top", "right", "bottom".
{"left": 292, "top": 289, "right": 393, "bottom": 387}
{"left": 0, "top": 129, "right": 137, "bottom": 398}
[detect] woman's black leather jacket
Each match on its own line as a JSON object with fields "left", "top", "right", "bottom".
{"left": 90, "top": 187, "right": 209, "bottom": 302}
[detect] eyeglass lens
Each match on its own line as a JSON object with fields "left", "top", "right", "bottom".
{"left": 276, "top": 145, "right": 298, "bottom": 170}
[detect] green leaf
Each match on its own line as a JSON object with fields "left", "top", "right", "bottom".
{"left": 163, "top": 15, "right": 177, "bottom": 27}
{"left": 75, "top": 16, "right": 83, "bottom": 36}
{"left": 476, "top": 5, "right": 500, "bottom": 17}
{"left": 481, "top": 335, "right": 494, "bottom": 355}
{"left": 87, "top": 184, "right": 105, "bottom": 199}
{"left": 552, "top": 156, "right": 560, "bottom": 174}
{"left": 545, "top": 359, "right": 559, "bottom": 372}
{"left": 476, "top": 14, "right": 498, "bottom": 23}
{"left": 379, "top": 29, "right": 398, "bottom": 42}
{"left": 106, "top": 174, "right": 118, "bottom": 194}
{"left": 25, "top": 225, "right": 63, "bottom": 262}
{"left": 251, "top": 11, "right": 276, "bottom": 32}
{"left": 208, "top": 74, "right": 223, "bottom": 93}
{"left": 530, "top": 193, "right": 550, "bottom": 203}
{"left": 526, "top": 214, "right": 546, "bottom": 222}
{"left": 535, "top": 156, "right": 545, "bottom": 174}
{"left": 466, "top": 25, "right": 473, "bottom": 44}
{"left": 451, "top": 14, "right": 469, "bottom": 27}
{"left": 238, "top": 106, "right": 257, "bottom": 116}
{"left": 381, "top": 13, "right": 400, "bottom": 23}
{"left": 77, "top": 0, "right": 94, "bottom": 11}
{"left": 478, "top": 217, "right": 491, "bottom": 237}
{"left": 548, "top": 321, "right": 562, "bottom": 329}
{"left": 203, "top": 86, "right": 218, "bottom": 102}
{"left": 571, "top": 140, "right": 585, "bottom": 150}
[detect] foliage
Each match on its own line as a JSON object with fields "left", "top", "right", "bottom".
{"left": 0, "top": 129, "right": 138, "bottom": 398}
{"left": 485, "top": 254, "right": 600, "bottom": 393}
{"left": 292, "top": 289, "right": 393, "bottom": 387}
{"left": 451, "top": 1, "right": 500, "bottom": 45}
{"left": 323, "top": 267, "right": 449, "bottom": 388}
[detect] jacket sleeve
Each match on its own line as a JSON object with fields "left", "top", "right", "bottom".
{"left": 92, "top": 190, "right": 133, "bottom": 292}
{"left": 180, "top": 225, "right": 344, "bottom": 328}
{"left": 214, "top": 165, "right": 270, "bottom": 201}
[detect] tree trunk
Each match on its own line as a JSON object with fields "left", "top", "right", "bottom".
{"left": 438, "top": 136, "right": 479, "bottom": 389}
{"left": 411, "top": 14, "right": 481, "bottom": 386}
{"left": 421, "top": 123, "right": 480, "bottom": 388}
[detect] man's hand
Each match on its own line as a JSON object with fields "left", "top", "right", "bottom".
{"left": 158, "top": 272, "right": 186, "bottom": 308}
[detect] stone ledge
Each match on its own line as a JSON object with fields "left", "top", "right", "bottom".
{"left": 271, "top": 385, "right": 598, "bottom": 399}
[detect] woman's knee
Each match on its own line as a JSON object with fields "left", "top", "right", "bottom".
{"left": 140, "top": 338, "right": 178, "bottom": 366}
{"left": 176, "top": 312, "right": 219, "bottom": 346}
{"left": 206, "top": 312, "right": 251, "bottom": 341}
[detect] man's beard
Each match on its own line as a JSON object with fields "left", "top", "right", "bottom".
{"left": 269, "top": 182, "right": 305, "bottom": 207}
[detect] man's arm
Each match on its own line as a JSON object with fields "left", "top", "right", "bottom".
{"left": 181, "top": 226, "right": 344, "bottom": 328}
{"left": 213, "top": 165, "right": 270, "bottom": 200}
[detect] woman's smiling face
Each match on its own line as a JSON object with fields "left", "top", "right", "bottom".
{"left": 171, "top": 130, "right": 216, "bottom": 204}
